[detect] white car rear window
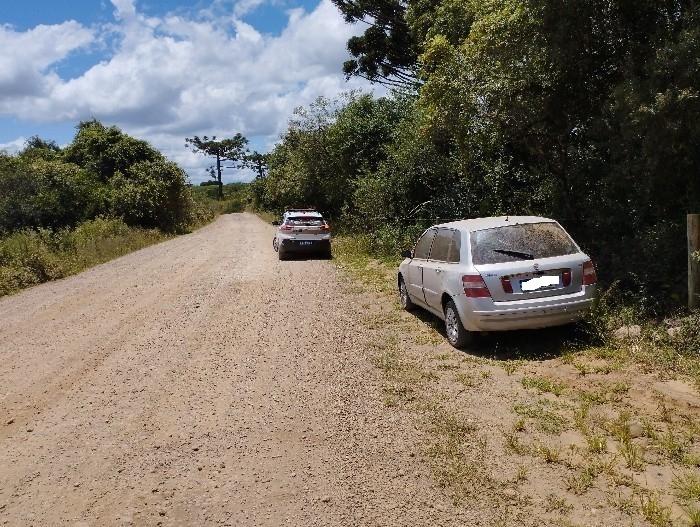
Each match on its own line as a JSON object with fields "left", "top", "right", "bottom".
{"left": 470, "top": 222, "right": 578, "bottom": 264}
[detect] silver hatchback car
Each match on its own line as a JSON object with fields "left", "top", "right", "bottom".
{"left": 398, "top": 216, "right": 597, "bottom": 348}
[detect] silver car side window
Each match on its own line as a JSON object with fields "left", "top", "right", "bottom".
{"left": 429, "top": 229, "right": 452, "bottom": 262}
{"left": 414, "top": 229, "right": 436, "bottom": 259}
{"left": 447, "top": 230, "right": 462, "bottom": 263}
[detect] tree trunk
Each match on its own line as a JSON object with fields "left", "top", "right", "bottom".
{"left": 689, "top": 214, "right": 700, "bottom": 309}
{"left": 216, "top": 151, "right": 223, "bottom": 201}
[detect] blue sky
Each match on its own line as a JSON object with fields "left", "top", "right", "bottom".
{"left": 0, "top": 0, "right": 370, "bottom": 182}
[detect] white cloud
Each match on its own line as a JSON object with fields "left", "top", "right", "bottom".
{"left": 233, "top": 0, "right": 267, "bottom": 17}
{"left": 110, "top": 0, "right": 137, "bottom": 20}
{"left": 0, "top": 137, "right": 27, "bottom": 155}
{"left": 0, "top": 22, "right": 94, "bottom": 97}
{"left": 0, "top": 0, "right": 376, "bottom": 182}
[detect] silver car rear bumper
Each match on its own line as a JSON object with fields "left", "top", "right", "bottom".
{"left": 459, "top": 288, "right": 595, "bottom": 331}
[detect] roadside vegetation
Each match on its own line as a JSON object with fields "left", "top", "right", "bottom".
{"left": 250, "top": 0, "right": 700, "bottom": 439}
{"left": 0, "top": 122, "right": 247, "bottom": 297}
{"left": 250, "top": 0, "right": 700, "bottom": 314}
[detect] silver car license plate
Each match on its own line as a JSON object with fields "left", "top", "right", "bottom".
{"left": 521, "top": 275, "right": 559, "bottom": 292}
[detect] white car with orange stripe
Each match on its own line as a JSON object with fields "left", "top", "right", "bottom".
{"left": 397, "top": 216, "right": 597, "bottom": 348}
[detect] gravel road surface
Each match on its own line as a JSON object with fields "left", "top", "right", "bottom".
{"left": 0, "top": 213, "right": 464, "bottom": 526}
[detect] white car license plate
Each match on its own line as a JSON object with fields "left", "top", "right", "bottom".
{"left": 521, "top": 275, "right": 560, "bottom": 292}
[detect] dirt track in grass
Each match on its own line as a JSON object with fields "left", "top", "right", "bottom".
{"left": 1, "top": 212, "right": 698, "bottom": 526}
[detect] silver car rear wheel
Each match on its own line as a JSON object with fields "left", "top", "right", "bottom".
{"left": 444, "top": 299, "right": 471, "bottom": 349}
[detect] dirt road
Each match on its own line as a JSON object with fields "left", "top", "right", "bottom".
{"left": 0, "top": 213, "right": 468, "bottom": 526}
{"left": 5, "top": 213, "right": 695, "bottom": 527}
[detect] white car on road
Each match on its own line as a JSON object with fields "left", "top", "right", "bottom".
{"left": 272, "top": 209, "right": 332, "bottom": 260}
{"left": 398, "top": 216, "right": 597, "bottom": 348}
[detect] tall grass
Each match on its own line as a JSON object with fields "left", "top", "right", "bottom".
{"left": 0, "top": 218, "right": 167, "bottom": 297}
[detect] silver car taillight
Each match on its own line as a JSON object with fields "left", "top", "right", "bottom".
{"left": 582, "top": 261, "right": 597, "bottom": 286}
{"left": 463, "top": 274, "right": 491, "bottom": 298}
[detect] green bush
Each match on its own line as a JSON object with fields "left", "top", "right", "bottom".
{"left": 109, "top": 160, "right": 193, "bottom": 233}
{"left": 0, "top": 156, "right": 105, "bottom": 232}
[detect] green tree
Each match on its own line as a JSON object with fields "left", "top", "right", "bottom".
{"left": 19, "top": 136, "right": 62, "bottom": 161}
{"left": 185, "top": 134, "right": 249, "bottom": 200}
{"left": 332, "top": 0, "right": 419, "bottom": 88}
{"left": 109, "top": 160, "right": 193, "bottom": 233}
{"left": 246, "top": 151, "right": 269, "bottom": 180}
{"left": 0, "top": 155, "right": 103, "bottom": 232}
{"left": 63, "top": 120, "right": 162, "bottom": 181}
{"left": 255, "top": 94, "right": 405, "bottom": 218}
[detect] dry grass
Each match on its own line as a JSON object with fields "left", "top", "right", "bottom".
{"left": 0, "top": 219, "right": 168, "bottom": 297}
{"left": 513, "top": 401, "right": 569, "bottom": 435}
{"left": 638, "top": 492, "right": 672, "bottom": 527}
{"left": 672, "top": 471, "right": 700, "bottom": 502}
{"left": 521, "top": 376, "right": 566, "bottom": 396}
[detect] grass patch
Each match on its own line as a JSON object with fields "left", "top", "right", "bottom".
{"left": 545, "top": 494, "right": 573, "bottom": 514}
{"left": 655, "top": 430, "right": 688, "bottom": 462}
{"left": 620, "top": 439, "right": 645, "bottom": 471}
{"left": 638, "top": 492, "right": 672, "bottom": 527}
{"left": 514, "top": 401, "right": 569, "bottom": 434}
{"left": 332, "top": 235, "right": 399, "bottom": 294}
{"left": 672, "top": 471, "right": 700, "bottom": 502}
{"left": 454, "top": 372, "right": 480, "bottom": 388}
{"left": 504, "top": 430, "right": 530, "bottom": 456}
{"left": 683, "top": 505, "right": 700, "bottom": 527}
{"left": 566, "top": 467, "right": 596, "bottom": 495}
{"left": 426, "top": 409, "right": 498, "bottom": 505}
{"left": 579, "top": 381, "right": 630, "bottom": 404}
{"left": 586, "top": 434, "right": 608, "bottom": 454}
{"left": 535, "top": 443, "right": 561, "bottom": 464}
{"left": 521, "top": 376, "right": 566, "bottom": 396}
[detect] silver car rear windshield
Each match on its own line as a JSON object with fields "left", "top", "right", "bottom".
{"left": 286, "top": 216, "right": 324, "bottom": 226}
{"left": 470, "top": 222, "right": 578, "bottom": 265}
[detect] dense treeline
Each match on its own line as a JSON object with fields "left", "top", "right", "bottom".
{"left": 252, "top": 0, "right": 700, "bottom": 312}
{"left": 1, "top": 121, "right": 197, "bottom": 234}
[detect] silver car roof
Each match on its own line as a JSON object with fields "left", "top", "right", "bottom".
{"left": 435, "top": 216, "right": 557, "bottom": 232}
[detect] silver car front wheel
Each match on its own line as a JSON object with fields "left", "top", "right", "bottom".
{"left": 399, "top": 277, "right": 414, "bottom": 311}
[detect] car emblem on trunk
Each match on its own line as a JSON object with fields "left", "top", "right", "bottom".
{"left": 533, "top": 263, "right": 540, "bottom": 271}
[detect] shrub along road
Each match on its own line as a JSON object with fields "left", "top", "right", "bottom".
{"left": 1, "top": 213, "right": 698, "bottom": 526}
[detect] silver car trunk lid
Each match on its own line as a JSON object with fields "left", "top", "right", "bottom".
{"left": 474, "top": 254, "right": 588, "bottom": 302}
